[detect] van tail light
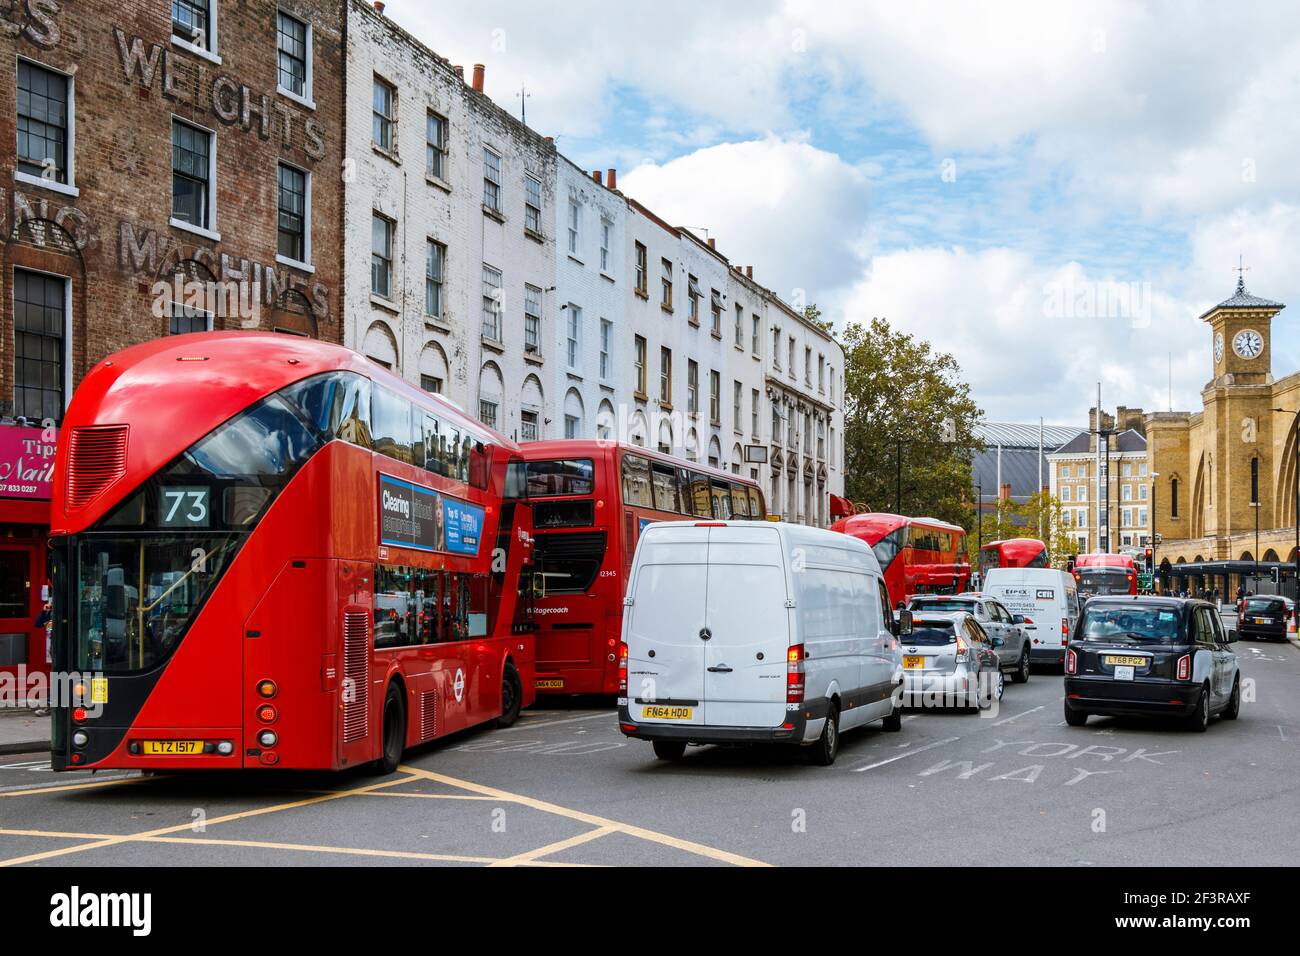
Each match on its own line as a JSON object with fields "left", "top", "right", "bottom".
{"left": 618, "top": 641, "right": 628, "bottom": 693}
{"left": 1065, "top": 648, "right": 1078, "bottom": 675}
{"left": 1061, "top": 618, "right": 1069, "bottom": 645}
{"left": 955, "top": 634, "right": 969, "bottom": 663}
{"left": 1176, "top": 653, "right": 1191, "bottom": 681}
{"left": 786, "top": 644, "right": 805, "bottom": 704}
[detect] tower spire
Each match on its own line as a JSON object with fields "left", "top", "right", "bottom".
{"left": 1235, "top": 253, "right": 1250, "bottom": 294}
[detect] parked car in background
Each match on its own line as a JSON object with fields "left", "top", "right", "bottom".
{"left": 1064, "top": 596, "right": 1240, "bottom": 732}
{"left": 619, "top": 520, "right": 906, "bottom": 766}
{"left": 907, "top": 593, "right": 1032, "bottom": 683}
{"left": 1237, "top": 595, "right": 1289, "bottom": 641}
{"left": 900, "top": 611, "right": 1005, "bottom": 711}
{"left": 983, "top": 566, "right": 1080, "bottom": 668}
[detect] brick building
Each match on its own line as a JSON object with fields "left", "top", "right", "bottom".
{"left": 0, "top": 0, "right": 345, "bottom": 675}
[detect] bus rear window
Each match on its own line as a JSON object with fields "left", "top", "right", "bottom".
{"left": 520, "top": 459, "right": 594, "bottom": 497}
{"left": 533, "top": 531, "right": 608, "bottom": 595}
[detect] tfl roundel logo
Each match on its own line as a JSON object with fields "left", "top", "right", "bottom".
{"left": 453, "top": 668, "right": 466, "bottom": 702}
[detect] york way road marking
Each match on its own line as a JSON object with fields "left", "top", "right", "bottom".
{"left": 852, "top": 737, "right": 960, "bottom": 773}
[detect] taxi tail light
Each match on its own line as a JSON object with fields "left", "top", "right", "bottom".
{"left": 1176, "top": 654, "right": 1191, "bottom": 681}
{"left": 618, "top": 641, "right": 628, "bottom": 693}
{"left": 787, "top": 644, "right": 805, "bottom": 703}
{"left": 1065, "top": 648, "right": 1078, "bottom": 675}
{"left": 1022, "top": 617, "right": 1034, "bottom": 626}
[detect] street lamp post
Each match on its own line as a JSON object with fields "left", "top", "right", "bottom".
{"left": 1251, "top": 500, "right": 1261, "bottom": 587}
{"left": 1150, "top": 471, "right": 1159, "bottom": 592}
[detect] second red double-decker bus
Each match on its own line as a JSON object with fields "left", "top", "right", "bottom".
{"left": 1071, "top": 552, "right": 1138, "bottom": 599}
{"left": 978, "top": 538, "right": 1049, "bottom": 578}
{"left": 49, "top": 332, "right": 536, "bottom": 774}
{"left": 509, "top": 440, "right": 766, "bottom": 695}
{"left": 831, "top": 513, "right": 970, "bottom": 606}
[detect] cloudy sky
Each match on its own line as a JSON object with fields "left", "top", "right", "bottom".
{"left": 383, "top": 0, "right": 1300, "bottom": 426}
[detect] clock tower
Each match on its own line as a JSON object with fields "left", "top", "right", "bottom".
{"left": 1204, "top": 274, "right": 1284, "bottom": 386}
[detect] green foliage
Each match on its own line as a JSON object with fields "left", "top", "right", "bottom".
{"left": 841, "top": 316, "right": 983, "bottom": 527}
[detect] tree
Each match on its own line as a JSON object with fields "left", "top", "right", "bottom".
{"left": 841, "top": 316, "right": 983, "bottom": 527}
{"left": 803, "top": 303, "right": 834, "bottom": 334}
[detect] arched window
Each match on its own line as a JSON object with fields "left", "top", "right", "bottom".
{"left": 1170, "top": 477, "right": 1179, "bottom": 518}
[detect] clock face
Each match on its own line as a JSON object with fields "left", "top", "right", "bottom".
{"left": 1233, "top": 329, "right": 1263, "bottom": 359}
{"left": 1214, "top": 332, "right": 1224, "bottom": 362}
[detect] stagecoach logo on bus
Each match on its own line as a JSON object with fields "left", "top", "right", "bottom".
{"left": 378, "top": 473, "right": 484, "bottom": 557}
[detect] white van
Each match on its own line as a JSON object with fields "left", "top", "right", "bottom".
{"left": 982, "top": 567, "right": 1080, "bottom": 667}
{"left": 617, "top": 520, "right": 906, "bottom": 765}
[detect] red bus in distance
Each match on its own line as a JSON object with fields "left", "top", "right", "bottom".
{"left": 510, "top": 440, "right": 766, "bottom": 695}
{"left": 831, "top": 512, "right": 970, "bottom": 606}
{"left": 48, "top": 332, "right": 536, "bottom": 774}
{"left": 978, "top": 538, "right": 1050, "bottom": 579}
{"left": 1071, "top": 552, "right": 1138, "bottom": 598}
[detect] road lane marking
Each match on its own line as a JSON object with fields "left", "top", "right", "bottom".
{"left": 490, "top": 826, "right": 617, "bottom": 867}
{"left": 0, "top": 827, "right": 586, "bottom": 866}
{"left": 851, "top": 737, "right": 961, "bottom": 772}
{"left": 0, "top": 773, "right": 420, "bottom": 867}
{"left": 992, "top": 705, "right": 1044, "bottom": 726}
{"left": 399, "top": 764, "right": 769, "bottom": 867}
{"left": 502, "top": 712, "right": 613, "bottom": 732}
{"left": 0, "top": 775, "right": 152, "bottom": 797}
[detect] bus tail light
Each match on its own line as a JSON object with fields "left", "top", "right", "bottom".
{"left": 1176, "top": 654, "right": 1191, "bottom": 680}
{"left": 257, "top": 729, "right": 278, "bottom": 748}
{"left": 257, "top": 679, "right": 277, "bottom": 699}
{"left": 1065, "top": 649, "right": 1077, "bottom": 675}
{"left": 257, "top": 704, "right": 278, "bottom": 724}
{"left": 618, "top": 642, "right": 628, "bottom": 693}
{"left": 787, "top": 644, "right": 805, "bottom": 703}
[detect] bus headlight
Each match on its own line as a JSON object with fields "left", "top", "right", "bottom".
{"left": 257, "top": 730, "right": 278, "bottom": 748}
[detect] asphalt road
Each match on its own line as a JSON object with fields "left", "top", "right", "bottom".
{"left": 1, "top": 613, "right": 1296, "bottom": 867}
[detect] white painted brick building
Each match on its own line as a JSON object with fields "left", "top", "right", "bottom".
{"left": 344, "top": 1, "right": 556, "bottom": 441}
{"left": 551, "top": 157, "right": 626, "bottom": 442}
{"left": 344, "top": 0, "right": 844, "bottom": 526}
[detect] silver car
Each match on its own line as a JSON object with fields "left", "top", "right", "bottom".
{"left": 908, "top": 594, "right": 1032, "bottom": 684}
{"left": 900, "top": 611, "right": 1005, "bottom": 710}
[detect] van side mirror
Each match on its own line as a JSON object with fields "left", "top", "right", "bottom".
{"left": 896, "top": 608, "right": 913, "bottom": 637}
{"left": 1226, "top": 629, "right": 1238, "bottom": 644}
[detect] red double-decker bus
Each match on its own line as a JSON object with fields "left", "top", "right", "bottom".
{"left": 831, "top": 513, "right": 969, "bottom": 606}
{"left": 978, "top": 538, "right": 1049, "bottom": 578}
{"left": 1071, "top": 552, "right": 1138, "bottom": 599}
{"left": 48, "top": 332, "right": 536, "bottom": 774}
{"left": 509, "top": 440, "right": 765, "bottom": 695}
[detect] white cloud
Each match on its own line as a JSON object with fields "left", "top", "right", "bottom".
{"left": 833, "top": 246, "right": 1218, "bottom": 426}
{"left": 620, "top": 137, "right": 872, "bottom": 302}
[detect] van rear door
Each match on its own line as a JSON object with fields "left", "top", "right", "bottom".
{"left": 702, "top": 525, "right": 790, "bottom": 728}
{"left": 625, "top": 524, "right": 709, "bottom": 726}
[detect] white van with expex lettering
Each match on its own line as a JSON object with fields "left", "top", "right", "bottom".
{"left": 617, "top": 520, "right": 908, "bottom": 766}
{"left": 983, "top": 567, "right": 1080, "bottom": 667}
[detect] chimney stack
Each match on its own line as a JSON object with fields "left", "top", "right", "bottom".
{"left": 373, "top": 1, "right": 385, "bottom": 14}
{"left": 453, "top": 65, "right": 464, "bottom": 81}
{"left": 707, "top": 238, "right": 715, "bottom": 249}
{"left": 606, "top": 168, "right": 617, "bottom": 190}
{"left": 746, "top": 265, "right": 753, "bottom": 279}
{"left": 592, "top": 170, "right": 602, "bottom": 185}
{"left": 471, "top": 64, "right": 485, "bottom": 93}
{"left": 1000, "top": 483, "right": 1012, "bottom": 502}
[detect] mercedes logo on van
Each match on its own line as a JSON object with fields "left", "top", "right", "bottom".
{"left": 699, "top": 627, "right": 712, "bottom": 641}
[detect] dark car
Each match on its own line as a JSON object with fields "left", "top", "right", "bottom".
{"left": 1238, "top": 595, "right": 1289, "bottom": 641}
{"left": 1063, "top": 597, "right": 1240, "bottom": 732}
